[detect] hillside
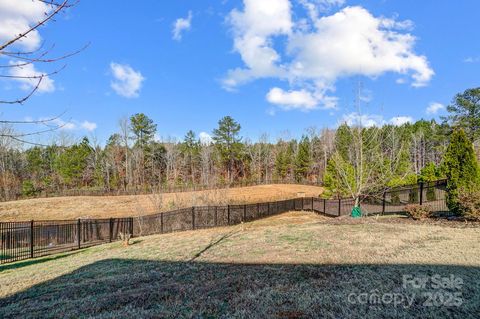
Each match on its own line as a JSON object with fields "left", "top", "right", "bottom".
{"left": 0, "top": 211, "right": 478, "bottom": 318}
{"left": 0, "top": 184, "right": 323, "bottom": 221}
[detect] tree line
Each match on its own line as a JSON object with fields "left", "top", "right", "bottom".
{"left": 0, "top": 87, "right": 478, "bottom": 202}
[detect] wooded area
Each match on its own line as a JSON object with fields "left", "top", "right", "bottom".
{"left": 0, "top": 85, "right": 478, "bottom": 203}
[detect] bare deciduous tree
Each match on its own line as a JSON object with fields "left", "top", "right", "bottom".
{"left": 0, "top": 0, "right": 86, "bottom": 144}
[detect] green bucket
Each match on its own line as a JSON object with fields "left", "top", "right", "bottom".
{"left": 351, "top": 206, "right": 362, "bottom": 218}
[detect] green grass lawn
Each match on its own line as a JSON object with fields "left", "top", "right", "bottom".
{"left": 0, "top": 212, "right": 479, "bottom": 318}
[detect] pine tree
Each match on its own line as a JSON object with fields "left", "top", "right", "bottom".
{"left": 129, "top": 113, "right": 157, "bottom": 148}
{"left": 294, "top": 136, "right": 311, "bottom": 182}
{"left": 212, "top": 116, "right": 243, "bottom": 182}
{"left": 442, "top": 129, "right": 480, "bottom": 213}
{"left": 444, "top": 88, "right": 480, "bottom": 142}
{"left": 275, "top": 144, "right": 293, "bottom": 180}
{"left": 335, "top": 123, "right": 353, "bottom": 160}
{"left": 54, "top": 138, "right": 93, "bottom": 187}
{"left": 181, "top": 130, "right": 200, "bottom": 184}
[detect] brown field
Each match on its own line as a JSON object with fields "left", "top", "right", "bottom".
{"left": 0, "top": 211, "right": 478, "bottom": 318}
{"left": 0, "top": 184, "right": 323, "bottom": 221}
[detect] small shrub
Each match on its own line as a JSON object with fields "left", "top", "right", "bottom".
{"left": 22, "top": 180, "right": 38, "bottom": 197}
{"left": 404, "top": 204, "right": 432, "bottom": 220}
{"left": 457, "top": 189, "right": 480, "bottom": 221}
{"left": 320, "top": 188, "right": 333, "bottom": 199}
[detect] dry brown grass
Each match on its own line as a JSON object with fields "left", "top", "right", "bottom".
{"left": 0, "top": 212, "right": 479, "bottom": 318}
{"left": 0, "top": 184, "right": 323, "bottom": 221}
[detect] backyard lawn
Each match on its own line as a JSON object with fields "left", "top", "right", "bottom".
{"left": 0, "top": 212, "right": 479, "bottom": 318}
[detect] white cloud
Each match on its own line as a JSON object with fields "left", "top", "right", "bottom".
{"left": 223, "top": 0, "right": 292, "bottom": 88}
{"left": 426, "top": 102, "right": 445, "bottom": 115}
{"left": 224, "top": 2, "right": 434, "bottom": 110}
{"left": 341, "top": 112, "right": 384, "bottom": 127}
{"left": 298, "top": 0, "right": 346, "bottom": 21}
{"left": 80, "top": 121, "right": 97, "bottom": 132}
{"left": 266, "top": 87, "right": 318, "bottom": 110}
{"left": 172, "top": 11, "right": 193, "bottom": 41}
{"left": 0, "top": 2, "right": 59, "bottom": 93}
{"left": 39, "top": 118, "right": 97, "bottom": 132}
{"left": 0, "top": 0, "right": 50, "bottom": 50}
{"left": 199, "top": 132, "right": 213, "bottom": 145}
{"left": 8, "top": 62, "right": 55, "bottom": 93}
{"left": 464, "top": 57, "right": 480, "bottom": 63}
{"left": 110, "top": 62, "right": 145, "bottom": 98}
{"left": 42, "top": 118, "right": 76, "bottom": 130}
{"left": 341, "top": 113, "right": 413, "bottom": 127}
{"left": 389, "top": 116, "right": 413, "bottom": 126}
{"left": 287, "top": 6, "right": 433, "bottom": 87}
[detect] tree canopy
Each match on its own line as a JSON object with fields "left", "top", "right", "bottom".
{"left": 444, "top": 87, "right": 480, "bottom": 142}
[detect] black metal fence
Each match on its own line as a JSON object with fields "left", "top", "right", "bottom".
{"left": 0, "top": 180, "right": 448, "bottom": 265}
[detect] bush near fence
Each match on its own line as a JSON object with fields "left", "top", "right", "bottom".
{"left": 0, "top": 180, "right": 448, "bottom": 265}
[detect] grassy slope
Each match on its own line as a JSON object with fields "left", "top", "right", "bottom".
{"left": 0, "top": 184, "right": 323, "bottom": 221}
{"left": 0, "top": 212, "right": 479, "bottom": 318}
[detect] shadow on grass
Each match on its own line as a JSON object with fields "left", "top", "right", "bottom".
{"left": 189, "top": 230, "right": 239, "bottom": 262}
{"left": 0, "top": 251, "right": 81, "bottom": 273}
{"left": 0, "top": 259, "right": 478, "bottom": 318}
{"left": 129, "top": 239, "right": 144, "bottom": 245}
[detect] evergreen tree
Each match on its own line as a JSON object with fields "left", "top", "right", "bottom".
{"left": 419, "top": 162, "right": 439, "bottom": 182}
{"left": 420, "top": 162, "right": 440, "bottom": 201}
{"left": 181, "top": 130, "right": 200, "bottom": 183}
{"left": 129, "top": 113, "right": 157, "bottom": 148}
{"left": 444, "top": 87, "right": 480, "bottom": 142}
{"left": 212, "top": 116, "right": 242, "bottom": 182}
{"left": 294, "top": 136, "right": 311, "bottom": 182}
{"left": 54, "top": 138, "right": 93, "bottom": 187}
{"left": 442, "top": 129, "right": 480, "bottom": 213}
{"left": 275, "top": 141, "right": 293, "bottom": 180}
{"left": 335, "top": 123, "right": 353, "bottom": 160}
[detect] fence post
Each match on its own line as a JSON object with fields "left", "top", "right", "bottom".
{"left": 160, "top": 213, "right": 164, "bottom": 234}
{"left": 214, "top": 206, "right": 218, "bottom": 226}
{"left": 323, "top": 198, "right": 326, "bottom": 214}
{"left": 192, "top": 207, "right": 195, "bottom": 230}
{"left": 382, "top": 192, "right": 386, "bottom": 215}
{"left": 311, "top": 197, "right": 314, "bottom": 212}
{"left": 338, "top": 198, "right": 341, "bottom": 216}
{"left": 77, "top": 219, "right": 81, "bottom": 249}
{"left": 109, "top": 218, "right": 113, "bottom": 242}
{"left": 30, "top": 220, "right": 34, "bottom": 259}
{"left": 419, "top": 182, "right": 424, "bottom": 205}
{"left": 227, "top": 205, "right": 230, "bottom": 225}
{"left": 129, "top": 217, "right": 134, "bottom": 237}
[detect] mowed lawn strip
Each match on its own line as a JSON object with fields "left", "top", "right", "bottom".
{"left": 0, "top": 212, "right": 479, "bottom": 318}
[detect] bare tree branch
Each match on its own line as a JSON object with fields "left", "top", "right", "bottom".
{"left": 0, "top": 0, "right": 84, "bottom": 143}
{"left": 0, "top": 1, "right": 71, "bottom": 52}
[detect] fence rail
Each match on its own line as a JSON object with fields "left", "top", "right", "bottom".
{"left": 0, "top": 180, "right": 448, "bottom": 265}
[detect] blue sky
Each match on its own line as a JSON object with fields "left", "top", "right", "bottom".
{"left": 1, "top": 0, "right": 479, "bottom": 143}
